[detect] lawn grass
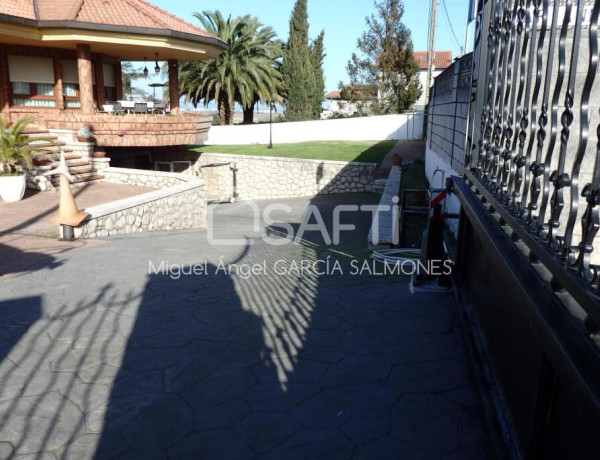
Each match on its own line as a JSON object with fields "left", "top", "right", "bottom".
{"left": 189, "top": 140, "right": 397, "bottom": 164}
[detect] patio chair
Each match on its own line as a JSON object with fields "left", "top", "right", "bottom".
{"left": 134, "top": 102, "right": 148, "bottom": 114}
{"left": 109, "top": 101, "right": 124, "bottom": 115}
{"left": 101, "top": 104, "right": 114, "bottom": 113}
{"left": 152, "top": 102, "right": 166, "bottom": 115}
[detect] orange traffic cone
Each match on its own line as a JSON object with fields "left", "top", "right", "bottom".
{"left": 45, "top": 151, "right": 89, "bottom": 227}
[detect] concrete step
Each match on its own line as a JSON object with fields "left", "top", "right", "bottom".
{"left": 59, "top": 161, "right": 90, "bottom": 169}
{"left": 43, "top": 153, "right": 79, "bottom": 160}
{"left": 32, "top": 156, "right": 82, "bottom": 166}
{"left": 50, "top": 168, "right": 98, "bottom": 180}
{"left": 30, "top": 143, "right": 65, "bottom": 150}
{"left": 50, "top": 168, "right": 97, "bottom": 177}
{"left": 36, "top": 162, "right": 92, "bottom": 173}
{"left": 29, "top": 137, "right": 60, "bottom": 143}
{"left": 51, "top": 175, "right": 105, "bottom": 187}
{"left": 21, "top": 125, "right": 47, "bottom": 135}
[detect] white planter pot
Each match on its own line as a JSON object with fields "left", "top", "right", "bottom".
{"left": 0, "top": 174, "right": 27, "bottom": 202}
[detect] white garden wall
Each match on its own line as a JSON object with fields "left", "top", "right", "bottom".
{"left": 206, "top": 113, "right": 424, "bottom": 145}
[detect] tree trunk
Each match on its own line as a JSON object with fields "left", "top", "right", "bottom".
{"left": 218, "top": 96, "right": 233, "bottom": 125}
{"left": 242, "top": 104, "right": 255, "bottom": 124}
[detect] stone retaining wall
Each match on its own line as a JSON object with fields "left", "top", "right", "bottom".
{"left": 195, "top": 153, "right": 378, "bottom": 201}
{"left": 103, "top": 167, "right": 188, "bottom": 189}
{"left": 77, "top": 168, "right": 206, "bottom": 238}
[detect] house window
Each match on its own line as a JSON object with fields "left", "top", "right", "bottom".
{"left": 63, "top": 83, "right": 81, "bottom": 108}
{"left": 63, "top": 83, "right": 78, "bottom": 97}
{"left": 60, "top": 59, "right": 82, "bottom": 109}
{"left": 10, "top": 82, "right": 56, "bottom": 107}
{"left": 12, "top": 82, "right": 30, "bottom": 95}
{"left": 8, "top": 55, "right": 56, "bottom": 107}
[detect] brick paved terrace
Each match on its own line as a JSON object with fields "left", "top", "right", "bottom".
{"left": 0, "top": 183, "right": 153, "bottom": 281}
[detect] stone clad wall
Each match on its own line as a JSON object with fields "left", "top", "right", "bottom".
{"left": 103, "top": 168, "right": 188, "bottom": 189}
{"left": 78, "top": 167, "right": 206, "bottom": 238}
{"left": 196, "top": 153, "right": 377, "bottom": 201}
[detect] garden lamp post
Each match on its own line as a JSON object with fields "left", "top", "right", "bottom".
{"left": 148, "top": 82, "right": 166, "bottom": 104}
{"left": 268, "top": 100, "right": 276, "bottom": 149}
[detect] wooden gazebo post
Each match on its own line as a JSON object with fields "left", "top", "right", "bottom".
{"left": 168, "top": 59, "right": 180, "bottom": 115}
{"left": 77, "top": 44, "right": 95, "bottom": 114}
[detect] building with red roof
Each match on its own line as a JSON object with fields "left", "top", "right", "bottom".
{"left": 413, "top": 50, "right": 452, "bottom": 107}
{"left": 0, "top": 0, "right": 226, "bottom": 188}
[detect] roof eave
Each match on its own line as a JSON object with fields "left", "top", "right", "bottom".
{"left": 0, "top": 14, "right": 228, "bottom": 53}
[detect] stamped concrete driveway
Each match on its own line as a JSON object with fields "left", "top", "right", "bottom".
{"left": 0, "top": 194, "right": 493, "bottom": 459}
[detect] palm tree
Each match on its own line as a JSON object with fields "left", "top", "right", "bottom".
{"left": 180, "top": 11, "right": 282, "bottom": 125}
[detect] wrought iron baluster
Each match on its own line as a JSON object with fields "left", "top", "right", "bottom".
{"left": 546, "top": 0, "right": 584, "bottom": 255}
{"left": 522, "top": 0, "right": 547, "bottom": 220}
{"left": 487, "top": 2, "right": 517, "bottom": 189}
{"left": 482, "top": 1, "right": 504, "bottom": 184}
{"left": 507, "top": 0, "right": 535, "bottom": 208}
{"left": 535, "top": 0, "right": 572, "bottom": 235}
{"left": 529, "top": 0, "right": 559, "bottom": 225}
{"left": 577, "top": 185, "right": 600, "bottom": 283}
{"left": 481, "top": 0, "right": 506, "bottom": 179}
{"left": 500, "top": 0, "right": 527, "bottom": 202}
{"left": 465, "top": 0, "right": 488, "bottom": 169}
{"left": 572, "top": 0, "right": 600, "bottom": 280}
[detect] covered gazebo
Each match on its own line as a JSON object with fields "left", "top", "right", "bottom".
{"left": 0, "top": 0, "right": 226, "bottom": 146}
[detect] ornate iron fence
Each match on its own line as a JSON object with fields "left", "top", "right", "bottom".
{"left": 464, "top": 0, "right": 600, "bottom": 333}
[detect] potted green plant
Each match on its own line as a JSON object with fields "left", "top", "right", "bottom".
{"left": 0, "top": 116, "right": 54, "bottom": 202}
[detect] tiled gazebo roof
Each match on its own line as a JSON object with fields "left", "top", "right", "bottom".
{"left": 0, "top": 0, "right": 219, "bottom": 43}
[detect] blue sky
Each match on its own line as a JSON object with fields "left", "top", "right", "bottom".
{"left": 149, "top": 0, "right": 472, "bottom": 92}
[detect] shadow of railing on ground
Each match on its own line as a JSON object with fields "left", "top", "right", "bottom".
{"left": 0, "top": 283, "right": 140, "bottom": 457}
{"left": 0, "top": 191, "right": 491, "bottom": 458}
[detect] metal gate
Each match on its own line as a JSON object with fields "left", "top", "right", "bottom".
{"left": 452, "top": 0, "right": 600, "bottom": 457}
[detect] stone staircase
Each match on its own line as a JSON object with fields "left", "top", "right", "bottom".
{"left": 25, "top": 128, "right": 104, "bottom": 190}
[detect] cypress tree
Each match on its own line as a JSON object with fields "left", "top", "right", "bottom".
{"left": 282, "top": 0, "right": 316, "bottom": 121}
{"left": 311, "top": 30, "right": 326, "bottom": 119}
